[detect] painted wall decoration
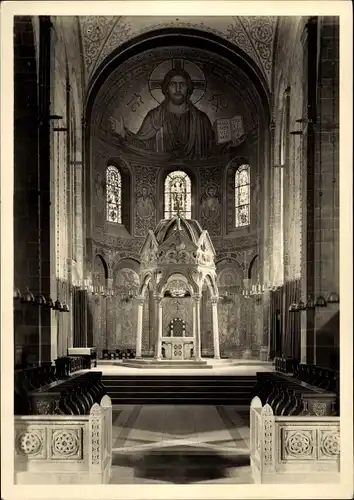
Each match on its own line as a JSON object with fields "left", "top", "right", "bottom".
{"left": 217, "top": 267, "right": 242, "bottom": 289}
{"left": 90, "top": 45, "right": 265, "bottom": 243}
{"left": 136, "top": 184, "right": 155, "bottom": 220}
{"left": 199, "top": 166, "right": 223, "bottom": 235}
{"left": 79, "top": 16, "right": 277, "bottom": 88}
{"left": 108, "top": 58, "right": 245, "bottom": 160}
{"left": 133, "top": 165, "right": 156, "bottom": 236}
{"left": 215, "top": 266, "right": 265, "bottom": 357}
{"left": 106, "top": 267, "right": 141, "bottom": 349}
{"left": 92, "top": 47, "right": 261, "bottom": 152}
{"left": 200, "top": 184, "right": 221, "bottom": 235}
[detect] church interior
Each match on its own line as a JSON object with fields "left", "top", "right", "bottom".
{"left": 11, "top": 14, "right": 342, "bottom": 485}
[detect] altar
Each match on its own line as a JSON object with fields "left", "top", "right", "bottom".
{"left": 162, "top": 338, "right": 194, "bottom": 360}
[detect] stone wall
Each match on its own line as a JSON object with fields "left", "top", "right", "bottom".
{"left": 14, "top": 17, "right": 41, "bottom": 365}
{"left": 313, "top": 17, "right": 339, "bottom": 368}
{"left": 269, "top": 16, "right": 340, "bottom": 368}
{"left": 14, "top": 16, "right": 85, "bottom": 365}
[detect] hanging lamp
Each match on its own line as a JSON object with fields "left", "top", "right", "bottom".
{"left": 305, "top": 294, "right": 315, "bottom": 309}
{"left": 289, "top": 302, "right": 298, "bottom": 313}
{"left": 62, "top": 302, "right": 70, "bottom": 312}
{"left": 296, "top": 299, "right": 306, "bottom": 311}
{"left": 34, "top": 294, "right": 47, "bottom": 306}
{"left": 21, "top": 287, "right": 35, "bottom": 304}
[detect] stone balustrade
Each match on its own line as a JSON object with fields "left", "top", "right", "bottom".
{"left": 14, "top": 394, "right": 112, "bottom": 484}
{"left": 250, "top": 396, "right": 340, "bottom": 484}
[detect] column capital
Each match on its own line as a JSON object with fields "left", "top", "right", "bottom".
{"left": 192, "top": 294, "right": 202, "bottom": 302}
{"left": 210, "top": 297, "right": 219, "bottom": 304}
{"left": 135, "top": 295, "right": 145, "bottom": 305}
{"left": 153, "top": 294, "right": 163, "bottom": 303}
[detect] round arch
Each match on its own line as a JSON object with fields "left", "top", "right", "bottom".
{"left": 156, "top": 165, "right": 199, "bottom": 221}
{"left": 105, "top": 157, "right": 133, "bottom": 232}
{"left": 93, "top": 254, "right": 109, "bottom": 281}
{"left": 85, "top": 28, "right": 271, "bottom": 123}
{"left": 248, "top": 254, "right": 259, "bottom": 280}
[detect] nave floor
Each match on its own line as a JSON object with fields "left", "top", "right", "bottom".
{"left": 110, "top": 405, "right": 253, "bottom": 484}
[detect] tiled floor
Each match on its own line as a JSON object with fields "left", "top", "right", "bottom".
{"left": 110, "top": 405, "right": 253, "bottom": 484}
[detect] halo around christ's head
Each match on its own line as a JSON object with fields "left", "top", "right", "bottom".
{"left": 148, "top": 58, "right": 206, "bottom": 105}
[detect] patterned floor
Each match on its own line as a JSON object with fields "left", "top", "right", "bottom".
{"left": 110, "top": 405, "right": 253, "bottom": 484}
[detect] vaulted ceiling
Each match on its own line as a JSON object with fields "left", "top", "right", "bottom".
{"left": 78, "top": 16, "right": 279, "bottom": 89}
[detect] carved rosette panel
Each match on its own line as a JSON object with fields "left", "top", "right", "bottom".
{"left": 51, "top": 429, "right": 82, "bottom": 460}
{"left": 319, "top": 430, "right": 340, "bottom": 459}
{"left": 283, "top": 430, "right": 315, "bottom": 460}
{"left": 199, "top": 167, "right": 222, "bottom": 236}
{"left": 261, "top": 404, "right": 274, "bottom": 469}
{"left": 90, "top": 405, "right": 102, "bottom": 465}
{"left": 32, "top": 399, "right": 52, "bottom": 415}
{"left": 133, "top": 166, "right": 156, "bottom": 237}
{"left": 311, "top": 401, "right": 328, "bottom": 416}
{"left": 16, "top": 430, "right": 44, "bottom": 457}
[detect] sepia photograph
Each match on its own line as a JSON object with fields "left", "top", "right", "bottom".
{"left": 1, "top": 2, "right": 353, "bottom": 499}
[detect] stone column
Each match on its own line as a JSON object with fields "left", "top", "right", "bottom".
{"left": 211, "top": 298, "right": 221, "bottom": 359}
{"left": 192, "top": 299, "right": 196, "bottom": 356}
{"left": 242, "top": 278, "right": 252, "bottom": 359}
{"left": 135, "top": 297, "right": 144, "bottom": 359}
{"left": 194, "top": 295, "right": 202, "bottom": 361}
{"left": 154, "top": 296, "right": 163, "bottom": 360}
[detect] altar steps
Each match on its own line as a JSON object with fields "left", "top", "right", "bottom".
{"left": 102, "top": 375, "right": 256, "bottom": 405}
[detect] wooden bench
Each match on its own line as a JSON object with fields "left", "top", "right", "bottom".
{"left": 27, "top": 372, "right": 106, "bottom": 416}
{"left": 250, "top": 396, "right": 340, "bottom": 483}
{"left": 14, "top": 363, "right": 105, "bottom": 415}
{"left": 67, "top": 347, "right": 97, "bottom": 369}
{"left": 14, "top": 394, "right": 112, "bottom": 484}
{"left": 254, "top": 372, "right": 338, "bottom": 417}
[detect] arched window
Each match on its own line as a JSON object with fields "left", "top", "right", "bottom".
{"left": 106, "top": 165, "right": 122, "bottom": 223}
{"left": 164, "top": 170, "right": 192, "bottom": 219}
{"left": 235, "top": 164, "right": 250, "bottom": 227}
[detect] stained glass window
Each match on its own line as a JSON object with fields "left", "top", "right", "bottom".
{"left": 164, "top": 170, "right": 192, "bottom": 219}
{"left": 235, "top": 164, "right": 250, "bottom": 227}
{"left": 106, "top": 165, "right": 122, "bottom": 223}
